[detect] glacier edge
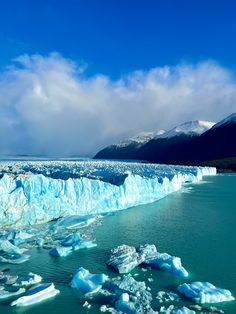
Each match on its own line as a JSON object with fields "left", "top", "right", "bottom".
{"left": 0, "top": 165, "right": 216, "bottom": 227}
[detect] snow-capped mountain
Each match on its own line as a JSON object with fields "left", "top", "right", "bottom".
{"left": 94, "top": 114, "right": 236, "bottom": 170}
{"left": 115, "top": 130, "right": 165, "bottom": 148}
{"left": 94, "top": 120, "right": 214, "bottom": 160}
{"left": 158, "top": 120, "right": 215, "bottom": 139}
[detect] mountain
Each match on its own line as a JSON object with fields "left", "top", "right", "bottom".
{"left": 94, "top": 130, "right": 165, "bottom": 160}
{"left": 94, "top": 113, "right": 236, "bottom": 171}
{"left": 94, "top": 120, "right": 214, "bottom": 161}
{"left": 157, "top": 120, "right": 214, "bottom": 139}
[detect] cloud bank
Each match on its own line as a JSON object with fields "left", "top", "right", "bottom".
{"left": 0, "top": 53, "right": 236, "bottom": 156}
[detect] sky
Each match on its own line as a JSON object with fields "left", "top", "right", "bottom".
{"left": 0, "top": 0, "right": 236, "bottom": 156}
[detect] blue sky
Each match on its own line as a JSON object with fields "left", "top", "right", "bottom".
{"left": 1, "top": 0, "right": 236, "bottom": 76}
{"left": 0, "top": 0, "right": 236, "bottom": 156}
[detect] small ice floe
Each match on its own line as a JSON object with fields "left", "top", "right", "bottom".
{"left": 49, "top": 232, "right": 96, "bottom": 257}
{"left": 83, "top": 300, "right": 91, "bottom": 308}
{"left": 14, "top": 272, "right": 42, "bottom": 287}
{"left": 70, "top": 267, "right": 108, "bottom": 293}
{"left": 107, "top": 244, "right": 188, "bottom": 277}
{"left": 108, "top": 274, "right": 154, "bottom": 313}
{"left": 57, "top": 215, "right": 97, "bottom": 229}
{"left": 0, "top": 273, "right": 17, "bottom": 284}
{"left": 11, "top": 283, "right": 60, "bottom": 307}
{"left": 0, "top": 287, "right": 25, "bottom": 300}
{"left": 159, "top": 305, "right": 196, "bottom": 313}
{"left": 138, "top": 244, "right": 189, "bottom": 277}
{"left": 35, "top": 238, "right": 44, "bottom": 247}
{"left": 100, "top": 304, "right": 119, "bottom": 313}
{"left": 0, "top": 254, "right": 30, "bottom": 264}
{"left": 178, "top": 282, "right": 235, "bottom": 304}
{"left": 156, "top": 291, "right": 180, "bottom": 303}
{"left": 49, "top": 246, "right": 72, "bottom": 257}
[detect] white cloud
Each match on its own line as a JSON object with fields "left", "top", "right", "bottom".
{"left": 0, "top": 53, "right": 235, "bottom": 156}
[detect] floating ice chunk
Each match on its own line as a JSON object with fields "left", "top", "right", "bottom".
{"left": 160, "top": 305, "right": 196, "bottom": 313}
{"left": 0, "top": 274, "right": 18, "bottom": 285}
{"left": 49, "top": 246, "right": 72, "bottom": 257}
{"left": 60, "top": 232, "right": 82, "bottom": 246}
{"left": 0, "top": 254, "right": 30, "bottom": 264}
{"left": 73, "top": 240, "right": 97, "bottom": 250}
{"left": 138, "top": 244, "right": 188, "bottom": 277}
{"left": 83, "top": 300, "right": 92, "bottom": 308}
{"left": 49, "top": 232, "right": 97, "bottom": 257}
{"left": 107, "top": 245, "right": 144, "bottom": 273}
{"left": 177, "top": 282, "right": 235, "bottom": 304}
{"left": 60, "top": 232, "right": 97, "bottom": 250}
{"left": 108, "top": 244, "right": 188, "bottom": 277}
{"left": 0, "top": 287, "right": 25, "bottom": 300}
{"left": 156, "top": 291, "right": 180, "bottom": 303}
{"left": 14, "top": 272, "right": 42, "bottom": 287}
{"left": 35, "top": 238, "right": 44, "bottom": 247}
{"left": 11, "top": 283, "right": 60, "bottom": 307}
{"left": 70, "top": 267, "right": 108, "bottom": 293}
{"left": 143, "top": 252, "right": 189, "bottom": 277}
{"left": 5, "top": 275, "right": 18, "bottom": 285}
{"left": 9, "top": 230, "right": 33, "bottom": 246}
{"left": 108, "top": 274, "right": 154, "bottom": 313}
{"left": 0, "top": 240, "right": 26, "bottom": 255}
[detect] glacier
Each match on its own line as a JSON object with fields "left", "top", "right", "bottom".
{"left": 0, "top": 160, "right": 216, "bottom": 227}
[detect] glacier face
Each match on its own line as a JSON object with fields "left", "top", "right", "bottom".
{"left": 0, "top": 160, "right": 216, "bottom": 227}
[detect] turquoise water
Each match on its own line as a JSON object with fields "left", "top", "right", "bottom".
{"left": 0, "top": 174, "right": 235, "bottom": 313}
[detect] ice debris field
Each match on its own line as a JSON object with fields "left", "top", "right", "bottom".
{"left": 0, "top": 160, "right": 234, "bottom": 313}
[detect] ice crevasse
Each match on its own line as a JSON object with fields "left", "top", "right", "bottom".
{"left": 0, "top": 162, "right": 216, "bottom": 227}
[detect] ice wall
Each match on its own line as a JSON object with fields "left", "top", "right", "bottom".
{"left": 0, "top": 161, "right": 216, "bottom": 227}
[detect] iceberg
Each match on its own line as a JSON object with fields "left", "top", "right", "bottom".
{"left": 70, "top": 267, "right": 108, "bottom": 293}
{"left": 0, "top": 160, "right": 216, "bottom": 227}
{"left": 11, "top": 283, "right": 60, "bottom": 307}
{"left": 108, "top": 274, "right": 155, "bottom": 313}
{"left": 177, "top": 282, "right": 235, "bottom": 304}
{"left": 107, "top": 244, "right": 188, "bottom": 277}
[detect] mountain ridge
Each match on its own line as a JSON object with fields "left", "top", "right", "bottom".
{"left": 94, "top": 113, "right": 236, "bottom": 171}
